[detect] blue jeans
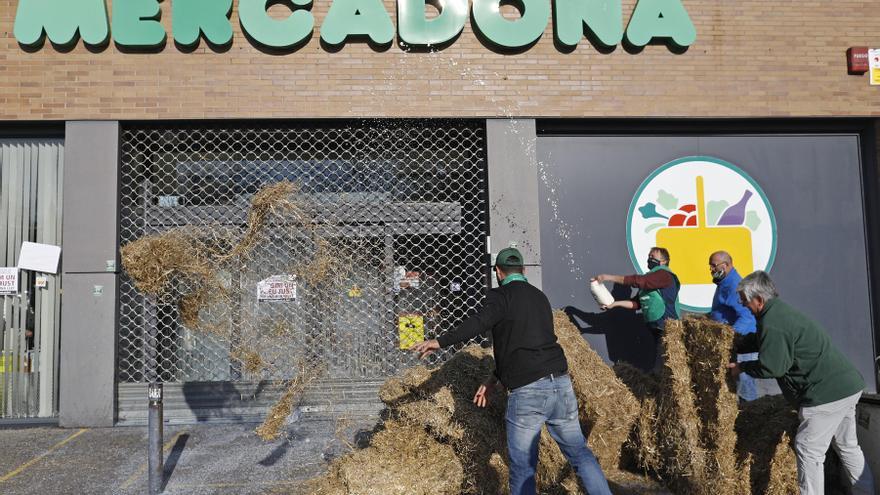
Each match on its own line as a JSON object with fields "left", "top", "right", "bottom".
{"left": 737, "top": 352, "right": 759, "bottom": 402}
{"left": 505, "top": 374, "right": 612, "bottom": 495}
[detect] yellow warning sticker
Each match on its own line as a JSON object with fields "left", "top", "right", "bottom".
{"left": 347, "top": 285, "right": 363, "bottom": 298}
{"left": 398, "top": 314, "right": 424, "bottom": 350}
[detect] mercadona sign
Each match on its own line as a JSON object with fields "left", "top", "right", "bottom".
{"left": 14, "top": 0, "right": 696, "bottom": 51}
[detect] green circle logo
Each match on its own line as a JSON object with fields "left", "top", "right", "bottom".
{"left": 626, "top": 156, "right": 777, "bottom": 312}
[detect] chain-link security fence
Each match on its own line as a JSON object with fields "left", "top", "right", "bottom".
{"left": 117, "top": 122, "right": 488, "bottom": 386}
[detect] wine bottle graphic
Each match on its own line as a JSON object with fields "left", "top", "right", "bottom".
{"left": 716, "top": 190, "right": 753, "bottom": 226}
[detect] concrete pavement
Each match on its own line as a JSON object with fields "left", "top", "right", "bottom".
{"left": 0, "top": 417, "right": 375, "bottom": 495}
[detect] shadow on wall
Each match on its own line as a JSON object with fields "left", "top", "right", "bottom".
{"left": 563, "top": 283, "right": 657, "bottom": 371}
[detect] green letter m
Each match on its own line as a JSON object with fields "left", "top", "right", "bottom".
{"left": 14, "top": 0, "right": 109, "bottom": 48}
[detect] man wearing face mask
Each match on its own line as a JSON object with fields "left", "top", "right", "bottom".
{"left": 410, "top": 247, "right": 612, "bottom": 495}
{"left": 593, "top": 247, "right": 680, "bottom": 371}
{"left": 707, "top": 251, "right": 759, "bottom": 402}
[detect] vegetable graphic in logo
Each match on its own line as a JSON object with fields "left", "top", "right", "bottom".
{"left": 627, "top": 157, "right": 776, "bottom": 311}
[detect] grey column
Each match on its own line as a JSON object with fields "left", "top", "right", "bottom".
{"left": 486, "top": 119, "right": 542, "bottom": 289}
{"left": 59, "top": 121, "right": 120, "bottom": 427}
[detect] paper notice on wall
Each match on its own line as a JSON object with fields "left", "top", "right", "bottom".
{"left": 257, "top": 275, "right": 297, "bottom": 302}
{"left": 0, "top": 267, "right": 18, "bottom": 295}
{"left": 17, "top": 242, "right": 61, "bottom": 274}
{"left": 871, "top": 49, "right": 880, "bottom": 86}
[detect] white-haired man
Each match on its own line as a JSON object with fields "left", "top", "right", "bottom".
{"left": 729, "top": 271, "right": 874, "bottom": 494}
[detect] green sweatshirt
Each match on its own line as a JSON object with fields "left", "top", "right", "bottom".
{"left": 738, "top": 298, "right": 864, "bottom": 407}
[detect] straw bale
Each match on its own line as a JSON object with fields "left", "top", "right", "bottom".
{"left": 379, "top": 346, "right": 509, "bottom": 494}
{"left": 736, "top": 395, "right": 798, "bottom": 494}
{"left": 380, "top": 346, "right": 501, "bottom": 443}
{"left": 606, "top": 470, "right": 673, "bottom": 494}
{"left": 654, "top": 318, "right": 709, "bottom": 492}
{"left": 764, "top": 431, "right": 798, "bottom": 495}
{"left": 311, "top": 311, "right": 810, "bottom": 495}
{"left": 553, "top": 311, "right": 641, "bottom": 474}
{"left": 681, "top": 317, "right": 751, "bottom": 493}
{"left": 613, "top": 362, "right": 661, "bottom": 474}
{"left": 535, "top": 428, "right": 582, "bottom": 494}
{"left": 488, "top": 452, "right": 510, "bottom": 492}
{"left": 377, "top": 365, "right": 433, "bottom": 404}
{"left": 310, "top": 420, "right": 464, "bottom": 495}
{"left": 315, "top": 315, "right": 645, "bottom": 495}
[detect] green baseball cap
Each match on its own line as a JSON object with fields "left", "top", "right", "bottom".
{"left": 495, "top": 247, "right": 524, "bottom": 267}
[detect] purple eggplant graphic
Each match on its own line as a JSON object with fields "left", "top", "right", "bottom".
{"left": 717, "top": 190, "right": 753, "bottom": 226}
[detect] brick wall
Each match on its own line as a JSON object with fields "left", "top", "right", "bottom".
{"left": 1, "top": 0, "right": 879, "bottom": 120}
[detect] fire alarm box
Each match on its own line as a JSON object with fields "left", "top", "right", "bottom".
{"left": 847, "top": 47, "right": 869, "bottom": 74}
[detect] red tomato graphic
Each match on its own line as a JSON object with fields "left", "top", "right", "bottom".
{"left": 667, "top": 204, "right": 697, "bottom": 227}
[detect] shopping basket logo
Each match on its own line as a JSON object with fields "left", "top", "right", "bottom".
{"left": 626, "top": 156, "right": 777, "bottom": 311}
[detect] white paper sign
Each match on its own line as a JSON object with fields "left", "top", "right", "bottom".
{"left": 0, "top": 268, "right": 19, "bottom": 295}
{"left": 17, "top": 242, "right": 61, "bottom": 274}
{"left": 871, "top": 49, "right": 880, "bottom": 86}
{"left": 257, "top": 275, "right": 297, "bottom": 302}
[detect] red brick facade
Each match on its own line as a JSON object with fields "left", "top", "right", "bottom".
{"left": 1, "top": 0, "right": 879, "bottom": 120}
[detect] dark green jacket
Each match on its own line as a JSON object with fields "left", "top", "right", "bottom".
{"left": 738, "top": 298, "right": 864, "bottom": 407}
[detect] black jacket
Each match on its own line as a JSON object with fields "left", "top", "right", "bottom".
{"left": 437, "top": 280, "right": 567, "bottom": 389}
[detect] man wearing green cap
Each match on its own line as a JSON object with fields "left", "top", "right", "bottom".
{"left": 411, "top": 247, "right": 612, "bottom": 495}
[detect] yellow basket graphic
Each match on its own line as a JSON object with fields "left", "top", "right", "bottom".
{"left": 655, "top": 176, "right": 754, "bottom": 285}
{"left": 398, "top": 314, "right": 425, "bottom": 350}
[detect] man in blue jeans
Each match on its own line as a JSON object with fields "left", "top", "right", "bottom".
{"left": 411, "top": 247, "right": 612, "bottom": 495}
{"left": 707, "top": 251, "right": 758, "bottom": 402}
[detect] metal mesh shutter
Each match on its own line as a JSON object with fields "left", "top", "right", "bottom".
{"left": 117, "top": 121, "right": 488, "bottom": 385}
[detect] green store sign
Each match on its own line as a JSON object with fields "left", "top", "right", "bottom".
{"left": 14, "top": 0, "right": 696, "bottom": 51}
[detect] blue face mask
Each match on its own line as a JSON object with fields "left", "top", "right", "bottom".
{"left": 647, "top": 257, "right": 662, "bottom": 270}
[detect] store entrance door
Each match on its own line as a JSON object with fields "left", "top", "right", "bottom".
{"left": 0, "top": 139, "right": 64, "bottom": 419}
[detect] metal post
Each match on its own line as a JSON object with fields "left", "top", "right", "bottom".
{"left": 148, "top": 382, "right": 163, "bottom": 495}
{"left": 146, "top": 292, "right": 163, "bottom": 494}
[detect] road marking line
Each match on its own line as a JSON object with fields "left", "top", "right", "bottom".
{"left": 0, "top": 428, "right": 89, "bottom": 483}
{"left": 118, "top": 431, "right": 187, "bottom": 491}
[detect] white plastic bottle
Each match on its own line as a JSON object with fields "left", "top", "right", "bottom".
{"left": 590, "top": 280, "right": 615, "bottom": 307}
